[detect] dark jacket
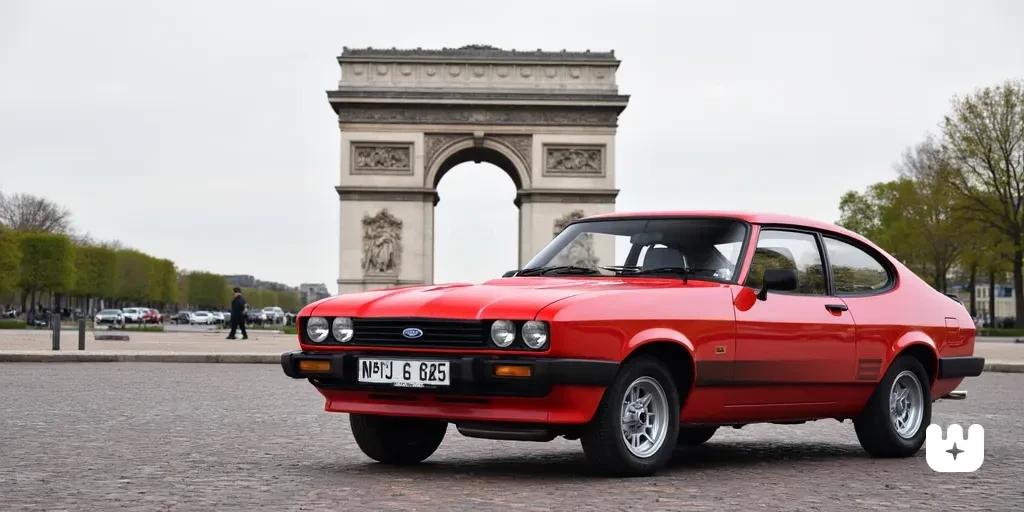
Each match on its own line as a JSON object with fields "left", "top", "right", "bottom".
{"left": 231, "top": 294, "right": 246, "bottom": 316}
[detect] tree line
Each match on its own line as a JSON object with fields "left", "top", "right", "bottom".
{"left": 837, "top": 78, "right": 1023, "bottom": 326}
{"left": 0, "top": 192, "right": 301, "bottom": 316}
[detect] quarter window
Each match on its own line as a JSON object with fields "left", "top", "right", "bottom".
{"left": 745, "top": 230, "right": 826, "bottom": 295}
{"left": 823, "top": 237, "right": 891, "bottom": 293}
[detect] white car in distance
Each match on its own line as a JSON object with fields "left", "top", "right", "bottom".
{"left": 192, "top": 311, "right": 214, "bottom": 325}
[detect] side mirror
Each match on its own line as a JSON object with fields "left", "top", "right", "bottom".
{"left": 501, "top": 270, "right": 519, "bottom": 278}
{"left": 756, "top": 268, "right": 798, "bottom": 300}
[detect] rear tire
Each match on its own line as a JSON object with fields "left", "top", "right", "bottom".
{"left": 853, "top": 354, "right": 931, "bottom": 457}
{"left": 677, "top": 426, "right": 717, "bottom": 446}
{"left": 349, "top": 414, "right": 448, "bottom": 465}
{"left": 580, "top": 356, "right": 681, "bottom": 477}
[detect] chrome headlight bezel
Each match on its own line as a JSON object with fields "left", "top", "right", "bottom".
{"left": 521, "top": 321, "right": 549, "bottom": 350}
{"left": 489, "top": 320, "right": 516, "bottom": 348}
{"left": 306, "top": 316, "right": 329, "bottom": 343}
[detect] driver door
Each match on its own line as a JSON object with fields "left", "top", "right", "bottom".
{"left": 728, "top": 228, "right": 857, "bottom": 409}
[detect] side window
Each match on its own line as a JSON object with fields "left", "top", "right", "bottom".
{"left": 744, "top": 229, "right": 826, "bottom": 295}
{"left": 823, "top": 237, "right": 891, "bottom": 293}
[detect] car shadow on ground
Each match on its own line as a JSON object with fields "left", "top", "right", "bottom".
{"left": 311, "top": 441, "right": 872, "bottom": 480}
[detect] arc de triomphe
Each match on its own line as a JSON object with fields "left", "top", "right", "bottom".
{"left": 329, "top": 45, "right": 630, "bottom": 294}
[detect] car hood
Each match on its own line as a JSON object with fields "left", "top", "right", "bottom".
{"left": 307, "top": 276, "right": 713, "bottom": 320}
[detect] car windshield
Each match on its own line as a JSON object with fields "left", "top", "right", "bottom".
{"left": 100, "top": 310, "right": 120, "bottom": 314}
{"left": 521, "top": 216, "right": 749, "bottom": 283}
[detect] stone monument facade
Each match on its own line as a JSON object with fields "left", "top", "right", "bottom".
{"left": 329, "top": 45, "right": 630, "bottom": 293}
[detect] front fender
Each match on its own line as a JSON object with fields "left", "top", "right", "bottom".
{"left": 622, "top": 328, "right": 695, "bottom": 360}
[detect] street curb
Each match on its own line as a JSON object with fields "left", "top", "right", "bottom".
{"left": 0, "top": 351, "right": 1022, "bottom": 373}
{"left": 0, "top": 351, "right": 280, "bottom": 364}
{"left": 983, "top": 362, "right": 1024, "bottom": 373}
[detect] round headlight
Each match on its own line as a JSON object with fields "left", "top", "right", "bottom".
{"left": 332, "top": 317, "right": 353, "bottom": 342}
{"left": 490, "top": 320, "right": 516, "bottom": 347}
{"left": 306, "top": 317, "right": 329, "bottom": 343}
{"left": 522, "top": 321, "right": 549, "bottom": 350}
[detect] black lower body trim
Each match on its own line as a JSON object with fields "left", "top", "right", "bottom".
{"left": 938, "top": 356, "right": 985, "bottom": 379}
{"left": 280, "top": 350, "right": 618, "bottom": 398}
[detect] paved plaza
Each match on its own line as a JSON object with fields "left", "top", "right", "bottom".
{"left": 0, "top": 362, "right": 1021, "bottom": 511}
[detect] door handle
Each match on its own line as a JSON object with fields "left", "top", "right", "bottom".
{"left": 825, "top": 303, "right": 848, "bottom": 312}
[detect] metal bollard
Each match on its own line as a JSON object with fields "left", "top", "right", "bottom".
{"left": 78, "top": 318, "right": 86, "bottom": 350}
{"left": 51, "top": 315, "right": 61, "bottom": 351}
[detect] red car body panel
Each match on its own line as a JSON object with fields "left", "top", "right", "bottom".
{"left": 283, "top": 210, "right": 981, "bottom": 430}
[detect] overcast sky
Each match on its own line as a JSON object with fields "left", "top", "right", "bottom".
{"left": 2, "top": 0, "right": 1022, "bottom": 293}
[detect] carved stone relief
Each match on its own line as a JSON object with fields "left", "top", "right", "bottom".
{"left": 492, "top": 135, "right": 532, "bottom": 172}
{"left": 544, "top": 145, "right": 604, "bottom": 176}
{"left": 423, "top": 134, "right": 467, "bottom": 169}
{"left": 361, "top": 209, "right": 403, "bottom": 275}
{"left": 335, "top": 106, "right": 620, "bottom": 127}
{"left": 550, "top": 210, "right": 599, "bottom": 268}
{"left": 351, "top": 143, "right": 413, "bottom": 174}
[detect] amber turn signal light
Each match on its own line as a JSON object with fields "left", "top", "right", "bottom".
{"left": 493, "top": 364, "right": 532, "bottom": 378}
{"left": 299, "top": 360, "right": 331, "bottom": 373}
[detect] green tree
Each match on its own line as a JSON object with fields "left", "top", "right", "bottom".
{"left": 276, "top": 290, "right": 300, "bottom": 312}
{"left": 17, "top": 233, "right": 75, "bottom": 312}
{"left": 0, "top": 226, "right": 21, "bottom": 296}
{"left": 151, "top": 259, "right": 178, "bottom": 306}
{"left": 115, "top": 249, "right": 153, "bottom": 304}
{"left": 186, "top": 272, "right": 228, "bottom": 309}
{"left": 72, "top": 244, "right": 118, "bottom": 313}
{"left": 941, "top": 79, "right": 1024, "bottom": 325}
{"left": 893, "top": 138, "right": 967, "bottom": 292}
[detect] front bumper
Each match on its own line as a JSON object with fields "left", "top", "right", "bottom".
{"left": 280, "top": 350, "right": 618, "bottom": 398}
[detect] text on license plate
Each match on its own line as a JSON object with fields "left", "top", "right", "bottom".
{"left": 358, "top": 359, "right": 450, "bottom": 387}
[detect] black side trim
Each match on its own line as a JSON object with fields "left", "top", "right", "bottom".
{"left": 279, "top": 350, "right": 618, "bottom": 398}
{"left": 938, "top": 356, "right": 985, "bottom": 379}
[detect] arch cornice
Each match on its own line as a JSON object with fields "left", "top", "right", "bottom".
{"left": 424, "top": 135, "right": 532, "bottom": 190}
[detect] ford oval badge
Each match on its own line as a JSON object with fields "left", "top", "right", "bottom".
{"left": 402, "top": 327, "right": 424, "bottom": 339}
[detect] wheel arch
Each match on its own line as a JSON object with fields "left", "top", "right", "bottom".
{"left": 889, "top": 332, "right": 939, "bottom": 385}
{"left": 620, "top": 330, "right": 696, "bottom": 408}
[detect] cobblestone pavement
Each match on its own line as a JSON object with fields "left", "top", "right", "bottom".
{"left": 1, "top": 364, "right": 1021, "bottom": 512}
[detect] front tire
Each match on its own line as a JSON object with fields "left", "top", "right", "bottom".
{"left": 853, "top": 354, "right": 931, "bottom": 457}
{"left": 349, "top": 414, "right": 447, "bottom": 465}
{"left": 581, "top": 356, "right": 681, "bottom": 477}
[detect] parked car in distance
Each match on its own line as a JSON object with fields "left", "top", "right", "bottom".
{"left": 172, "top": 311, "right": 193, "bottom": 324}
{"left": 139, "top": 308, "right": 160, "bottom": 324}
{"left": 263, "top": 307, "right": 285, "bottom": 324}
{"left": 246, "top": 308, "right": 266, "bottom": 325}
{"left": 94, "top": 309, "right": 125, "bottom": 326}
{"left": 281, "top": 210, "right": 985, "bottom": 477}
{"left": 211, "top": 312, "right": 225, "bottom": 324}
{"left": 192, "top": 311, "right": 214, "bottom": 325}
{"left": 121, "top": 308, "right": 143, "bottom": 323}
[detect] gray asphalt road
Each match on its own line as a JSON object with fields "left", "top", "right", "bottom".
{"left": 1, "top": 364, "right": 1021, "bottom": 511}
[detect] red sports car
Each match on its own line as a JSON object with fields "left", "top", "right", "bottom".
{"left": 281, "top": 211, "right": 984, "bottom": 476}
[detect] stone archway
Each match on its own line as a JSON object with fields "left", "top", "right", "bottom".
{"left": 329, "top": 45, "right": 630, "bottom": 293}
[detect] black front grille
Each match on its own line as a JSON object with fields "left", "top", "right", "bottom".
{"left": 349, "top": 317, "right": 487, "bottom": 348}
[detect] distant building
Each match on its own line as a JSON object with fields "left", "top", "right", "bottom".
{"left": 224, "top": 275, "right": 257, "bottom": 288}
{"left": 225, "top": 274, "right": 298, "bottom": 294}
{"left": 299, "top": 283, "right": 331, "bottom": 305}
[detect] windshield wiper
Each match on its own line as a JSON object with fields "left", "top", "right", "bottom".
{"left": 602, "top": 265, "right": 725, "bottom": 282}
{"left": 516, "top": 265, "right": 601, "bottom": 276}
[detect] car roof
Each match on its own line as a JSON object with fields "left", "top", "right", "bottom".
{"left": 580, "top": 210, "right": 875, "bottom": 247}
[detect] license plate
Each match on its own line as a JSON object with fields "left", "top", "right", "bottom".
{"left": 357, "top": 358, "right": 450, "bottom": 387}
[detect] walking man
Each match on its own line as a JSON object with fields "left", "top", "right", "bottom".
{"left": 227, "top": 287, "right": 248, "bottom": 340}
